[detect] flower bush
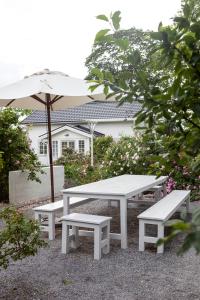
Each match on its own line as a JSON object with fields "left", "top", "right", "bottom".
{"left": 0, "top": 109, "right": 43, "bottom": 202}
{"left": 100, "top": 134, "right": 200, "bottom": 201}
{"left": 54, "top": 147, "right": 101, "bottom": 186}
{"left": 93, "top": 136, "right": 113, "bottom": 162}
{"left": 100, "top": 135, "right": 156, "bottom": 178}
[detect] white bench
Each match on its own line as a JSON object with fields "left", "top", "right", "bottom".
{"left": 33, "top": 197, "right": 93, "bottom": 240}
{"left": 108, "top": 186, "right": 164, "bottom": 208}
{"left": 141, "top": 185, "right": 163, "bottom": 201}
{"left": 137, "top": 190, "right": 190, "bottom": 253}
{"left": 61, "top": 213, "right": 112, "bottom": 260}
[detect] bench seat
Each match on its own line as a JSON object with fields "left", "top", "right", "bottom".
{"left": 137, "top": 190, "right": 190, "bottom": 253}
{"left": 33, "top": 197, "right": 90, "bottom": 212}
{"left": 33, "top": 197, "right": 93, "bottom": 240}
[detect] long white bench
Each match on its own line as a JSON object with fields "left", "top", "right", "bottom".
{"left": 108, "top": 185, "right": 164, "bottom": 208}
{"left": 61, "top": 213, "right": 112, "bottom": 260}
{"left": 137, "top": 190, "right": 190, "bottom": 253}
{"left": 34, "top": 197, "right": 93, "bottom": 240}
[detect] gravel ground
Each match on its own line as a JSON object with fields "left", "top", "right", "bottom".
{"left": 0, "top": 200, "right": 200, "bottom": 300}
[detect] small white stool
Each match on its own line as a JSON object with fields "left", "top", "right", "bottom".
{"left": 61, "top": 213, "right": 112, "bottom": 260}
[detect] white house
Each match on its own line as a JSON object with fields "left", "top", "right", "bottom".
{"left": 23, "top": 100, "right": 142, "bottom": 165}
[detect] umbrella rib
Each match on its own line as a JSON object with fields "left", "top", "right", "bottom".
{"left": 50, "top": 95, "right": 63, "bottom": 105}
{"left": 6, "top": 99, "right": 16, "bottom": 107}
{"left": 51, "top": 95, "right": 59, "bottom": 102}
{"left": 31, "top": 95, "right": 46, "bottom": 105}
{"left": 88, "top": 95, "right": 94, "bottom": 100}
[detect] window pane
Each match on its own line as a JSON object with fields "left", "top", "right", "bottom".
{"left": 62, "top": 141, "right": 75, "bottom": 154}
{"left": 62, "top": 142, "right": 68, "bottom": 154}
{"left": 68, "top": 141, "right": 75, "bottom": 150}
{"left": 39, "top": 141, "right": 47, "bottom": 155}
{"left": 52, "top": 141, "right": 58, "bottom": 158}
{"left": 79, "top": 140, "right": 85, "bottom": 154}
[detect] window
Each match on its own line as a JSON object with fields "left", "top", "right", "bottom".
{"left": 52, "top": 141, "right": 58, "bottom": 158}
{"left": 61, "top": 141, "right": 75, "bottom": 154}
{"left": 79, "top": 140, "right": 85, "bottom": 154}
{"left": 39, "top": 141, "right": 47, "bottom": 155}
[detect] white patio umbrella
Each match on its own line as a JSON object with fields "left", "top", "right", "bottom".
{"left": 0, "top": 69, "right": 106, "bottom": 202}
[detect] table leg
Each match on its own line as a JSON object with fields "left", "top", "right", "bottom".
{"left": 120, "top": 198, "right": 128, "bottom": 249}
{"left": 163, "top": 182, "right": 167, "bottom": 196}
{"left": 63, "top": 195, "right": 70, "bottom": 215}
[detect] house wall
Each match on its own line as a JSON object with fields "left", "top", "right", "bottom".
{"left": 94, "top": 121, "right": 135, "bottom": 140}
{"left": 27, "top": 125, "right": 90, "bottom": 165}
{"left": 26, "top": 120, "right": 135, "bottom": 165}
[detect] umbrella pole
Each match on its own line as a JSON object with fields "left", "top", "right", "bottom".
{"left": 46, "top": 93, "right": 55, "bottom": 202}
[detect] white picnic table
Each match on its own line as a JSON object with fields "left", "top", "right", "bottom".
{"left": 62, "top": 174, "right": 168, "bottom": 249}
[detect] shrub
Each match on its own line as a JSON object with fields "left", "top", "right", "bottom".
{"left": 0, "top": 207, "right": 47, "bottom": 269}
{"left": 0, "top": 109, "right": 43, "bottom": 202}
{"left": 100, "top": 135, "right": 156, "bottom": 178}
{"left": 101, "top": 134, "right": 200, "bottom": 201}
{"left": 93, "top": 136, "right": 114, "bottom": 162}
{"left": 54, "top": 147, "right": 101, "bottom": 186}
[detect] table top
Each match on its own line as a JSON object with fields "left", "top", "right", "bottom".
{"left": 62, "top": 174, "right": 168, "bottom": 199}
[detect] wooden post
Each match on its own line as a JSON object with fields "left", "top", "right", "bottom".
{"left": 46, "top": 93, "right": 55, "bottom": 202}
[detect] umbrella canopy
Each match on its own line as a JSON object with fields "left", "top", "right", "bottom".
{"left": 0, "top": 69, "right": 107, "bottom": 202}
{"left": 0, "top": 69, "right": 104, "bottom": 110}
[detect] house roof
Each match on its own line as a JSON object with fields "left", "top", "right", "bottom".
{"left": 22, "top": 100, "right": 142, "bottom": 124}
{"left": 39, "top": 124, "right": 104, "bottom": 139}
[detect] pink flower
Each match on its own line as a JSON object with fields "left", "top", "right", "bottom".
{"left": 166, "top": 177, "right": 176, "bottom": 193}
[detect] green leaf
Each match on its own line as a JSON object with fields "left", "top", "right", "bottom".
{"left": 91, "top": 68, "right": 104, "bottom": 80}
{"left": 127, "top": 50, "right": 141, "bottom": 65}
{"left": 103, "top": 85, "right": 109, "bottom": 95}
{"left": 150, "top": 32, "right": 163, "bottom": 41}
{"left": 190, "top": 23, "right": 200, "bottom": 38}
{"left": 115, "top": 38, "right": 129, "bottom": 50}
{"left": 174, "top": 17, "right": 190, "bottom": 29}
{"left": 111, "top": 11, "right": 121, "bottom": 30}
{"left": 89, "top": 84, "right": 100, "bottom": 92}
{"left": 95, "top": 29, "right": 110, "bottom": 42}
{"left": 183, "top": 4, "right": 190, "bottom": 18}
{"left": 96, "top": 14, "right": 109, "bottom": 22}
{"left": 135, "top": 112, "right": 147, "bottom": 125}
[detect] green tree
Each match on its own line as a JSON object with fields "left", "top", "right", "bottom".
{"left": 0, "top": 109, "right": 43, "bottom": 202}
{"left": 87, "top": 0, "right": 200, "bottom": 253}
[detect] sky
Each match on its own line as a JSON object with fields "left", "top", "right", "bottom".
{"left": 0, "top": 0, "right": 181, "bottom": 86}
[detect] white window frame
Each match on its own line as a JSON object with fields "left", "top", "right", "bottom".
{"left": 39, "top": 140, "right": 47, "bottom": 155}
{"left": 79, "top": 140, "right": 85, "bottom": 154}
{"left": 61, "top": 140, "right": 75, "bottom": 155}
{"left": 52, "top": 140, "right": 58, "bottom": 159}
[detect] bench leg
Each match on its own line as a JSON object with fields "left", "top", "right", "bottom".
{"left": 157, "top": 223, "right": 164, "bottom": 254}
{"left": 94, "top": 226, "right": 101, "bottom": 260}
{"left": 61, "top": 222, "right": 70, "bottom": 254}
{"left": 186, "top": 196, "right": 190, "bottom": 214}
{"left": 163, "top": 183, "right": 167, "bottom": 196}
{"left": 48, "top": 212, "right": 55, "bottom": 240}
{"left": 102, "top": 222, "right": 110, "bottom": 255}
{"left": 139, "top": 220, "right": 145, "bottom": 251}
{"left": 35, "top": 212, "right": 41, "bottom": 224}
{"left": 71, "top": 226, "right": 79, "bottom": 249}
